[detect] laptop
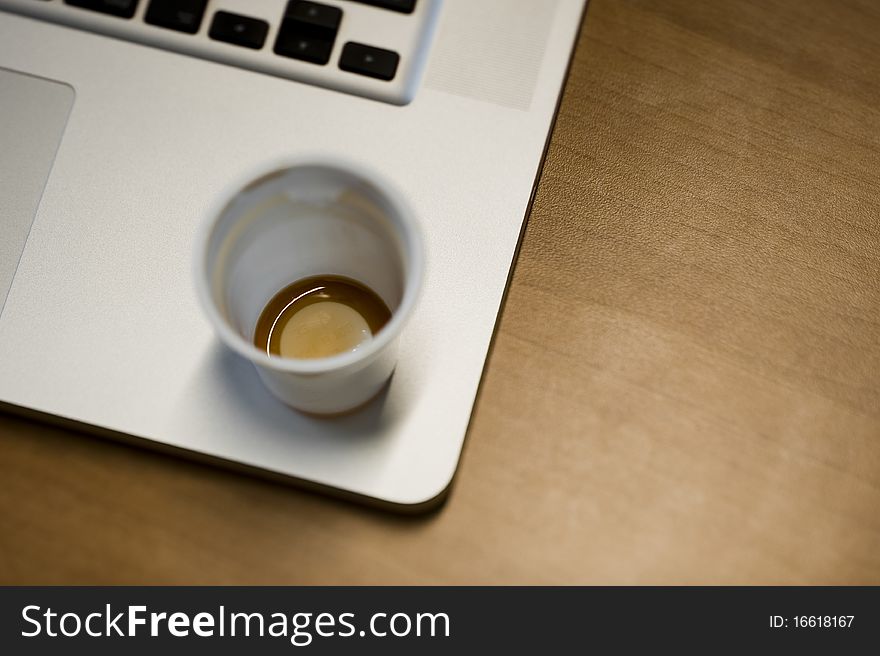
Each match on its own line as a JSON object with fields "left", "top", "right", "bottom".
{"left": 0, "top": 0, "right": 586, "bottom": 510}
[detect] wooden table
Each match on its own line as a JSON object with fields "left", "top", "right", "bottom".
{"left": 2, "top": 0, "right": 879, "bottom": 584}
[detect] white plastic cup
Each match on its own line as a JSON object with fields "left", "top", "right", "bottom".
{"left": 194, "top": 159, "right": 424, "bottom": 415}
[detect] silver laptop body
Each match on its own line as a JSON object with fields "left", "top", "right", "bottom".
{"left": 0, "top": 0, "right": 586, "bottom": 509}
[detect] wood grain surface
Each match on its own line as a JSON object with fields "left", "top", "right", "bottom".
{"left": 2, "top": 0, "right": 879, "bottom": 584}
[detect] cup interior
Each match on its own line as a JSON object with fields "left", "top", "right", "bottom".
{"left": 199, "top": 163, "right": 417, "bottom": 368}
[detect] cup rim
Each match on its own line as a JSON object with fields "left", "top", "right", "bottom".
{"left": 193, "top": 156, "right": 424, "bottom": 375}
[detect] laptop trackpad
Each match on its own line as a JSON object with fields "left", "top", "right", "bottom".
{"left": 0, "top": 69, "right": 74, "bottom": 314}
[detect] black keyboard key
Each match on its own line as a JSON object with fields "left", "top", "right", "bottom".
{"left": 339, "top": 42, "right": 399, "bottom": 81}
{"left": 274, "top": 1, "right": 342, "bottom": 66}
{"left": 275, "top": 34, "right": 335, "bottom": 65}
{"left": 209, "top": 12, "right": 269, "bottom": 50}
{"left": 285, "top": 0, "right": 342, "bottom": 33}
{"left": 144, "top": 0, "right": 208, "bottom": 34}
{"left": 348, "top": 0, "right": 416, "bottom": 14}
{"left": 64, "top": 0, "right": 138, "bottom": 19}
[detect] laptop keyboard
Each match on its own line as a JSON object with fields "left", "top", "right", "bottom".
{"left": 0, "top": 0, "right": 441, "bottom": 104}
